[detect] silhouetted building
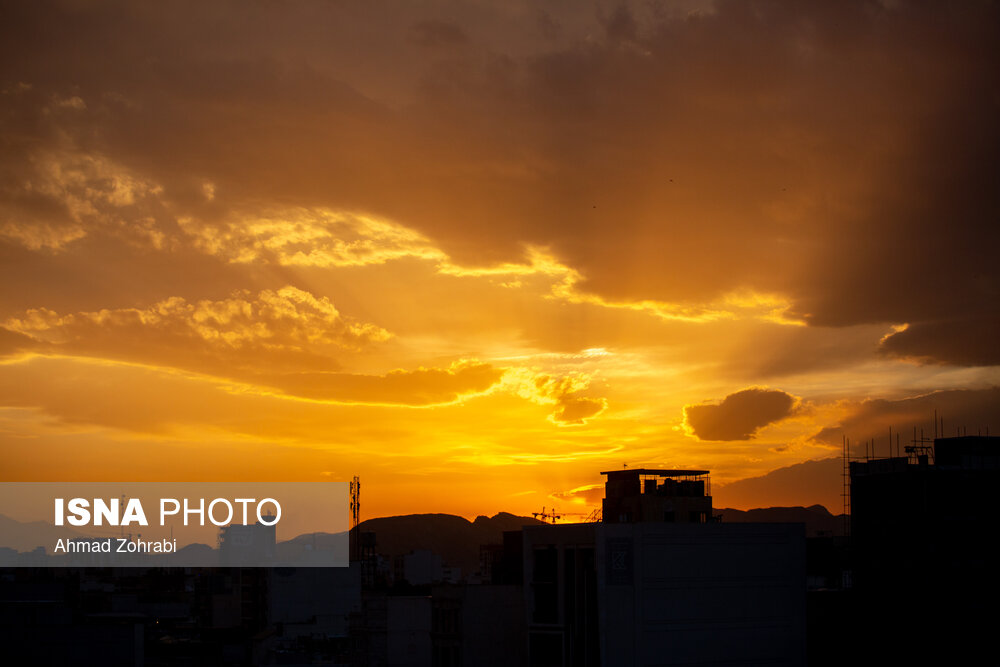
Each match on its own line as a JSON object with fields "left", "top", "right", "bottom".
{"left": 492, "top": 531, "right": 525, "bottom": 585}
{"left": 602, "top": 469, "right": 712, "bottom": 524}
{"left": 523, "top": 522, "right": 599, "bottom": 667}
{"left": 525, "top": 469, "right": 806, "bottom": 667}
{"left": 850, "top": 436, "right": 1000, "bottom": 590}
{"left": 393, "top": 550, "right": 461, "bottom": 587}
{"left": 387, "top": 595, "right": 433, "bottom": 667}
{"left": 266, "top": 563, "right": 361, "bottom": 663}
{"left": 218, "top": 516, "right": 276, "bottom": 566}
{"left": 434, "top": 584, "right": 526, "bottom": 667}
{"left": 849, "top": 435, "right": 1000, "bottom": 662}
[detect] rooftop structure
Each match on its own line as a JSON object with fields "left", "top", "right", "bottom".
{"left": 601, "top": 468, "right": 712, "bottom": 524}
{"left": 600, "top": 468, "right": 709, "bottom": 476}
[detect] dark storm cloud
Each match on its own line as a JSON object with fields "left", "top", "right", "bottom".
{"left": 684, "top": 387, "right": 797, "bottom": 441}
{"left": 1, "top": 1, "right": 997, "bottom": 365}
{"left": 598, "top": 4, "right": 639, "bottom": 43}
{"left": 881, "top": 318, "right": 1000, "bottom": 367}
{"left": 814, "top": 387, "right": 1000, "bottom": 451}
{"left": 411, "top": 20, "right": 469, "bottom": 49}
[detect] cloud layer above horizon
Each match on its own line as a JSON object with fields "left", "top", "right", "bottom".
{"left": 1, "top": 0, "right": 998, "bottom": 517}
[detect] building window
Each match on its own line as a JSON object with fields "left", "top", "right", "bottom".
{"left": 533, "top": 547, "right": 558, "bottom": 624}
{"left": 529, "top": 632, "right": 563, "bottom": 667}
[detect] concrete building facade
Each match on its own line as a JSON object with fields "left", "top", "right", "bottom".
{"left": 523, "top": 469, "right": 806, "bottom": 667}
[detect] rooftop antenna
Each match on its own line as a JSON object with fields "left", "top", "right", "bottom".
{"left": 842, "top": 435, "right": 850, "bottom": 537}
{"left": 350, "top": 475, "right": 360, "bottom": 562}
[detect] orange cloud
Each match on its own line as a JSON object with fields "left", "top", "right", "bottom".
{"left": 713, "top": 458, "right": 843, "bottom": 512}
{"left": 0, "top": 142, "right": 171, "bottom": 251}
{"left": 1, "top": 289, "right": 520, "bottom": 407}
{"left": 684, "top": 388, "right": 798, "bottom": 441}
{"left": 4, "top": 285, "right": 389, "bottom": 365}
{"left": 551, "top": 483, "right": 604, "bottom": 505}
{"left": 178, "top": 208, "right": 445, "bottom": 268}
{"left": 504, "top": 369, "right": 608, "bottom": 426}
{"left": 0, "top": 327, "right": 38, "bottom": 356}
{"left": 257, "top": 360, "right": 504, "bottom": 406}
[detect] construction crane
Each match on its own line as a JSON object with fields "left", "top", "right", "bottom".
{"left": 532, "top": 506, "right": 562, "bottom": 524}
{"left": 533, "top": 507, "right": 603, "bottom": 524}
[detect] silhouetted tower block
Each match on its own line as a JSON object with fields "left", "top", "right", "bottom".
{"left": 218, "top": 517, "right": 276, "bottom": 566}
{"left": 849, "top": 435, "right": 1000, "bottom": 662}
{"left": 520, "top": 469, "right": 808, "bottom": 666}
{"left": 601, "top": 469, "right": 712, "bottom": 524}
{"left": 850, "top": 436, "right": 1000, "bottom": 589}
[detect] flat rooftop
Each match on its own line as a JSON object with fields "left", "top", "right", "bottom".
{"left": 601, "top": 469, "right": 709, "bottom": 476}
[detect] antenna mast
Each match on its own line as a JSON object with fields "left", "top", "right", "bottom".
{"left": 350, "top": 475, "right": 360, "bottom": 561}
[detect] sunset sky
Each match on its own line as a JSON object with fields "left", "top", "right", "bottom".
{"left": 1, "top": 0, "right": 998, "bottom": 520}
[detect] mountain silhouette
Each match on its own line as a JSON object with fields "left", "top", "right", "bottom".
{"left": 354, "top": 508, "right": 845, "bottom": 573}
{"left": 356, "top": 512, "right": 546, "bottom": 574}
{"left": 0, "top": 513, "right": 89, "bottom": 552}
{"left": 716, "top": 505, "right": 846, "bottom": 536}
